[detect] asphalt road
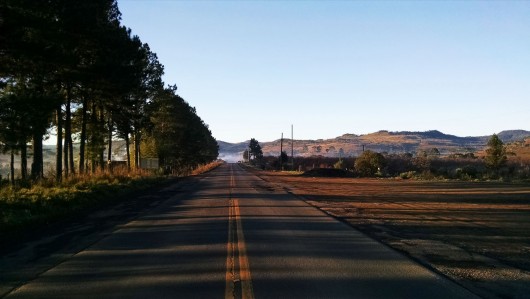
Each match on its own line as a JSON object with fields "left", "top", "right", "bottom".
{"left": 2, "top": 163, "right": 479, "bottom": 298}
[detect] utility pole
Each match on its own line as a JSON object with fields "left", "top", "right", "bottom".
{"left": 280, "top": 133, "right": 283, "bottom": 170}
{"left": 291, "top": 124, "right": 294, "bottom": 171}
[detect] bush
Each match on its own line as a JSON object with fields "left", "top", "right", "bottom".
{"left": 334, "top": 159, "right": 345, "bottom": 170}
{"left": 355, "top": 150, "right": 386, "bottom": 177}
{"left": 399, "top": 171, "right": 416, "bottom": 179}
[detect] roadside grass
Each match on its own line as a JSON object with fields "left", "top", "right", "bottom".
{"left": 279, "top": 170, "right": 304, "bottom": 175}
{"left": 191, "top": 160, "right": 224, "bottom": 175}
{"left": 0, "top": 160, "right": 223, "bottom": 240}
{"left": 0, "top": 173, "right": 164, "bottom": 238}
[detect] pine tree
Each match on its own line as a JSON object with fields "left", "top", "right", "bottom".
{"left": 485, "top": 134, "right": 507, "bottom": 172}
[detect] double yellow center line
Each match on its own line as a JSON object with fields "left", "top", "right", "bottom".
{"left": 225, "top": 166, "right": 254, "bottom": 299}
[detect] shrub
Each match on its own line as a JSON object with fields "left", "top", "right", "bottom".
{"left": 355, "top": 150, "right": 386, "bottom": 177}
{"left": 399, "top": 171, "right": 416, "bottom": 179}
{"left": 334, "top": 159, "right": 345, "bottom": 170}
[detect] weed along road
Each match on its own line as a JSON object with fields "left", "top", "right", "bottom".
{"left": 3, "top": 163, "right": 479, "bottom": 299}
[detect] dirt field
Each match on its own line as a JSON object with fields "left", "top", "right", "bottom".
{"left": 257, "top": 171, "right": 530, "bottom": 299}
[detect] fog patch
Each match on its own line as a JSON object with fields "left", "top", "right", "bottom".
{"left": 218, "top": 152, "right": 243, "bottom": 163}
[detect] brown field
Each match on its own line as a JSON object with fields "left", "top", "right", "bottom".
{"left": 257, "top": 171, "right": 530, "bottom": 299}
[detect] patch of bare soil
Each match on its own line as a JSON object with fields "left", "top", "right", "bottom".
{"left": 259, "top": 171, "right": 530, "bottom": 299}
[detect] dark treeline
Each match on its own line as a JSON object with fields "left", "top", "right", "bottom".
{"left": 0, "top": 0, "right": 218, "bottom": 182}
{"left": 261, "top": 151, "right": 529, "bottom": 180}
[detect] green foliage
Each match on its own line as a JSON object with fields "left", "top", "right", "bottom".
{"left": 0, "top": 0, "right": 219, "bottom": 237}
{"left": 0, "top": 173, "right": 166, "bottom": 235}
{"left": 485, "top": 134, "right": 507, "bottom": 171}
{"left": 334, "top": 159, "right": 345, "bottom": 170}
{"left": 271, "top": 151, "right": 527, "bottom": 181}
{"left": 249, "top": 138, "right": 263, "bottom": 163}
{"left": 412, "top": 156, "right": 431, "bottom": 173}
{"left": 140, "top": 134, "right": 158, "bottom": 159}
{"left": 147, "top": 87, "right": 218, "bottom": 173}
{"left": 419, "top": 148, "right": 440, "bottom": 157}
{"left": 1, "top": 1, "right": 217, "bottom": 179}
{"left": 354, "top": 150, "right": 386, "bottom": 177}
{"left": 399, "top": 171, "right": 416, "bottom": 179}
{"left": 455, "top": 167, "right": 476, "bottom": 181}
{"left": 0, "top": 84, "right": 60, "bottom": 180}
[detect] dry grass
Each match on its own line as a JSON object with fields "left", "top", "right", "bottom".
{"left": 1, "top": 159, "right": 225, "bottom": 249}
{"left": 191, "top": 160, "right": 224, "bottom": 176}
{"left": 1, "top": 158, "right": 225, "bottom": 245}
{"left": 507, "top": 138, "right": 530, "bottom": 162}
{"left": 0, "top": 167, "right": 167, "bottom": 238}
{"left": 259, "top": 172, "right": 530, "bottom": 299}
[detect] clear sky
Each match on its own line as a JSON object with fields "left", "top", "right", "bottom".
{"left": 118, "top": 0, "right": 529, "bottom": 143}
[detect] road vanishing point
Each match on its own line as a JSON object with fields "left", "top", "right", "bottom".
{"left": 2, "top": 163, "right": 479, "bottom": 298}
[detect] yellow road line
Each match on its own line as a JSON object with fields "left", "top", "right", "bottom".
{"left": 235, "top": 198, "right": 254, "bottom": 299}
{"left": 224, "top": 189, "right": 234, "bottom": 298}
{"left": 225, "top": 165, "right": 255, "bottom": 299}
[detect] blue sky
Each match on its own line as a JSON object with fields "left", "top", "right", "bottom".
{"left": 118, "top": 0, "right": 529, "bottom": 143}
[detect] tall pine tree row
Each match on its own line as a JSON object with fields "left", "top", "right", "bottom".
{"left": 0, "top": 0, "right": 218, "bottom": 183}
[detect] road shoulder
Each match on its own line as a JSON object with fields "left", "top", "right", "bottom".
{"left": 0, "top": 177, "right": 198, "bottom": 298}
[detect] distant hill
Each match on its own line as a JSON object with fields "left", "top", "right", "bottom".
{"left": 3, "top": 131, "right": 528, "bottom": 172}
{"left": 218, "top": 130, "right": 530, "bottom": 161}
{"left": 217, "top": 140, "right": 249, "bottom": 162}
{"left": 217, "top": 140, "right": 249, "bottom": 153}
{"left": 497, "top": 130, "right": 530, "bottom": 142}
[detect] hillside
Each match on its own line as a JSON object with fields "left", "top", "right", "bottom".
{"left": 219, "top": 130, "right": 530, "bottom": 161}
{"left": 3, "top": 131, "right": 529, "bottom": 171}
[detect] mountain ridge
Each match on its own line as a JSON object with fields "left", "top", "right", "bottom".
{"left": 218, "top": 130, "right": 530, "bottom": 161}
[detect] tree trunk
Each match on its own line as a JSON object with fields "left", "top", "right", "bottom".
{"left": 90, "top": 101, "right": 97, "bottom": 173}
{"left": 31, "top": 132, "right": 44, "bottom": 180}
{"left": 56, "top": 105, "right": 63, "bottom": 182}
{"left": 68, "top": 88, "right": 75, "bottom": 174}
{"left": 63, "top": 131, "right": 69, "bottom": 178}
{"left": 125, "top": 133, "right": 131, "bottom": 170}
{"left": 69, "top": 134, "right": 74, "bottom": 174}
{"left": 134, "top": 128, "right": 140, "bottom": 169}
{"left": 79, "top": 98, "right": 88, "bottom": 174}
{"left": 10, "top": 149, "right": 15, "bottom": 185}
{"left": 64, "top": 90, "right": 72, "bottom": 177}
{"left": 99, "top": 109, "right": 105, "bottom": 172}
{"left": 99, "top": 149, "right": 105, "bottom": 172}
{"left": 20, "top": 143, "right": 27, "bottom": 180}
{"left": 107, "top": 113, "right": 113, "bottom": 173}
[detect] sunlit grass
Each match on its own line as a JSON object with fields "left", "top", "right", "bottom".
{"left": 191, "top": 160, "right": 224, "bottom": 175}
{"left": 0, "top": 161, "right": 223, "bottom": 238}
{"left": 0, "top": 170, "right": 162, "bottom": 235}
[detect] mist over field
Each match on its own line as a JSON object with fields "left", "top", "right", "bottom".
{"left": 218, "top": 153, "right": 242, "bottom": 163}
